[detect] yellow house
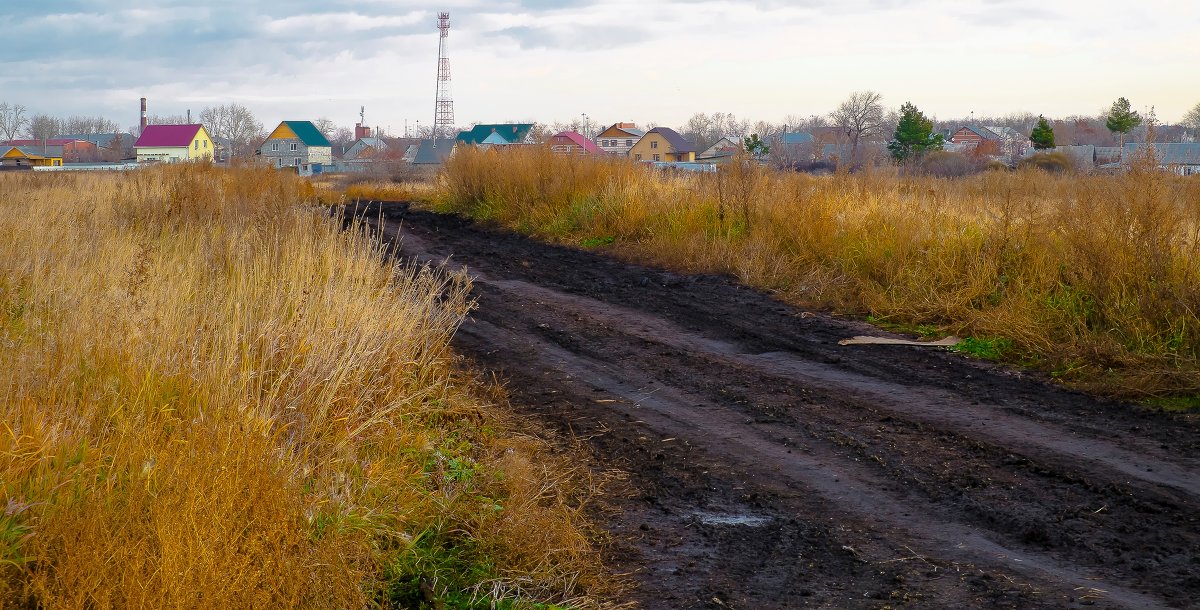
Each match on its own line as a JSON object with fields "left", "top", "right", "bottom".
{"left": 0, "top": 146, "right": 63, "bottom": 167}
{"left": 134, "top": 124, "right": 214, "bottom": 163}
{"left": 627, "top": 127, "right": 697, "bottom": 162}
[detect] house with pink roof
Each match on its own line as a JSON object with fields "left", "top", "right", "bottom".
{"left": 134, "top": 124, "right": 214, "bottom": 163}
{"left": 549, "top": 131, "right": 603, "bottom": 155}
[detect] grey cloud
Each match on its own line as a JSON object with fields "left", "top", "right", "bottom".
{"left": 487, "top": 23, "right": 649, "bottom": 51}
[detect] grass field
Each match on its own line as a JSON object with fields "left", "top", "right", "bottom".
{"left": 0, "top": 165, "right": 610, "bottom": 609}
{"left": 425, "top": 146, "right": 1200, "bottom": 400}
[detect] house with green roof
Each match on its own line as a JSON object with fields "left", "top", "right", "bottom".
{"left": 456, "top": 123, "right": 535, "bottom": 148}
{"left": 258, "top": 121, "right": 333, "bottom": 174}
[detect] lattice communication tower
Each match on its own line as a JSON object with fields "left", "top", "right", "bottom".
{"left": 433, "top": 12, "right": 454, "bottom": 138}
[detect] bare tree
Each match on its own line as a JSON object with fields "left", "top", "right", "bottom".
{"left": 62, "top": 115, "right": 121, "bottom": 135}
{"left": 26, "top": 115, "right": 62, "bottom": 142}
{"left": 0, "top": 102, "right": 30, "bottom": 141}
{"left": 199, "top": 103, "right": 264, "bottom": 159}
{"left": 830, "top": 90, "right": 884, "bottom": 167}
{"left": 147, "top": 114, "right": 189, "bottom": 125}
{"left": 312, "top": 117, "right": 338, "bottom": 139}
{"left": 331, "top": 126, "right": 354, "bottom": 152}
{"left": 1183, "top": 102, "right": 1200, "bottom": 141}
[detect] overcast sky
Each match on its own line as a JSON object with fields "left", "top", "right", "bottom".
{"left": 3, "top": 0, "right": 1197, "bottom": 134}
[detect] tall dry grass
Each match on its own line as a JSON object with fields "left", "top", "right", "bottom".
{"left": 436, "top": 146, "right": 1200, "bottom": 397}
{"left": 0, "top": 165, "right": 609, "bottom": 608}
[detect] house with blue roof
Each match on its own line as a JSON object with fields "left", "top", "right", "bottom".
{"left": 1122, "top": 142, "right": 1200, "bottom": 176}
{"left": 258, "top": 121, "right": 333, "bottom": 174}
{"left": 456, "top": 124, "right": 535, "bottom": 148}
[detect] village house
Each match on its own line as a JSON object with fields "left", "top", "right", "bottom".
{"left": 628, "top": 127, "right": 696, "bottom": 162}
{"left": 0, "top": 146, "right": 63, "bottom": 169}
{"left": 1, "top": 138, "right": 101, "bottom": 163}
{"left": 696, "top": 136, "right": 743, "bottom": 164}
{"left": 258, "top": 121, "right": 333, "bottom": 174}
{"left": 1122, "top": 143, "right": 1200, "bottom": 176}
{"left": 594, "top": 122, "right": 644, "bottom": 156}
{"left": 413, "top": 138, "right": 456, "bottom": 165}
{"left": 949, "top": 125, "right": 1030, "bottom": 159}
{"left": 456, "top": 123, "right": 535, "bottom": 148}
{"left": 134, "top": 124, "right": 214, "bottom": 163}
{"left": 56, "top": 132, "right": 134, "bottom": 160}
{"left": 549, "top": 131, "right": 603, "bottom": 155}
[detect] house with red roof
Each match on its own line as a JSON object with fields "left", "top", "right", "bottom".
{"left": 549, "top": 131, "right": 603, "bottom": 155}
{"left": 134, "top": 124, "right": 214, "bottom": 163}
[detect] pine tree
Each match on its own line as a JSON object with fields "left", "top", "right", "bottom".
{"left": 1030, "top": 115, "right": 1055, "bottom": 150}
{"left": 743, "top": 133, "right": 770, "bottom": 159}
{"left": 1105, "top": 97, "right": 1141, "bottom": 148}
{"left": 888, "top": 102, "right": 943, "bottom": 162}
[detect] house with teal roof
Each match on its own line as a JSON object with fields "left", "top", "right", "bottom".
{"left": 258, "top": 121, "right": 333, "bottom": 174}
{"left": 456, "top": 123, "right": 535, "bottom": 148}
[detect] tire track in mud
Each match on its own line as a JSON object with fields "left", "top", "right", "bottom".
{"left": 353, "top": 202, "right": 1200, "bottom": 609}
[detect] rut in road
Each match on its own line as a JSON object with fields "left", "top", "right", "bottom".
{"left": 352, "top": 202, "right": 1200, "bottom": 609}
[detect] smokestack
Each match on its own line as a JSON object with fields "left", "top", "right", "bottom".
{"left": 140, "top": 97, "right": 147, "bottom": 134}
{"left": 187, "top": 109, "right": 191, "bottom": 124}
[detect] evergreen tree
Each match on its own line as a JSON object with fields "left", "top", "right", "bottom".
{"left": 1030, "top": 115, "right": 1055, "bottom": 150}
{"left": 743, "top": 133, "right": 770, "bottom": 159}
{"left": 888, "top": 102, "right": 943, "bottom": 162}
{"left": 1105, "top": 97, "right": 1141, "bottom": 147}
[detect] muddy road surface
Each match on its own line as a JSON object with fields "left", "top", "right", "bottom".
{"left": 354, "top": 202, "right": 1200, "bottom": 609}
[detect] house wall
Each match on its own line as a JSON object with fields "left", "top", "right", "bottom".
{"left": 628, "top": 133, "right": 695, "bottom": 162}
{"left": 137, "top": 146, "right": 192, "bottom": 163}
{"left": 259, "top": 139, "right": 333, "bottom": 167}
{"left": 595, "top": 128, "right": 641, "bottom": 155}
{"left": 950, "top": 128, "right": 985, "bottom": 146}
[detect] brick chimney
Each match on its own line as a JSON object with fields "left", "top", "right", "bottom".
{"left": 355, "top": 123, "right": 371, "bottom": 139}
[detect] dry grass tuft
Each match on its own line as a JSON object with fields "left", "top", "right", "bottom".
{"left": 0, "top": 164, "right": 612, "bottom": 609}
{"left": 436, "top": 146, "right": 1200, "bottom": 398}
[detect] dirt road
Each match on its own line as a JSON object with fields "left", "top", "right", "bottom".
{"left": 354, "top": 201, "right": 1200, "bottom": 609}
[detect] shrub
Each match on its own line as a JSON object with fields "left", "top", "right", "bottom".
{"left": 433, "top": 146, "right": 1200, "bottom": 397}
{"left": 0, "top": 165, "right": 608, "bottom": 608}
{"left": 1019, "top": 151, "right": 1074, "bottom": 173}
{"left": 917, "top": 151, "right": 984, "bottom": 177}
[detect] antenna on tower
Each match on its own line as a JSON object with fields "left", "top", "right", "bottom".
{"left": 433, "top": 11, "right": 455, "bottom": 139}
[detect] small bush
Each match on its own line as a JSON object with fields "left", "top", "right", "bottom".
{"left": 1019, "top": 152, "right": 1074, "bottom": 173}
{"left": 918, "top": 151, "right": 985, "bottom": 177}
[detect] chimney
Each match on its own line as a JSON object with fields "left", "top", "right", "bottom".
{"left": 140, "top": 97, "right": 147, "bottom": 134}
{"left": 187, "top": 109, "right": 191, "bottom": 124}
{"left": 355, "top": 123, "right": 371, "bottom": 139}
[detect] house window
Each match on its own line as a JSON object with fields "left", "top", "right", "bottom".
{"left": 634, "top": 154, "right": 642, "bottom": 161}
{"left": 626, "top": 139, "right": 632, "bottom": 146}
{"left": 651, "top": 140, "right": 658, "bottom": 149}
{"left": 203, "top": 140, "right": 208, "bottom": 149}
{"left": 271, "top": 142, "right": 278, "bottom": 151}
{"left": 290, "top": 143, "right": 298, "bottom": 151}
{"left": 277, "top": 158, "right": 283, "bottom": 167}
{"left": 294, "top": 157, "right": 301, "bottom": 166}
{"left": 653, "top": 154, "right": 660, "bottom": 161}
{"left": 194, "top": 140, "right": 199, "bottom": 150}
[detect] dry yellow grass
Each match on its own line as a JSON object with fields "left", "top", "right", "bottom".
{"left": 0, "top": 165, "right": 609, "bottom": 609}
{"left": 435, "top": 146, "right": 1200, "bottom": 398}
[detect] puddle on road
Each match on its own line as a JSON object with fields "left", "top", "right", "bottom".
{"left": 692, "top": 512, "right": 771, "bottom": 527}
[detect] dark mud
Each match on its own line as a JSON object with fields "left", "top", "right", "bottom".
{"left": 352, "top": 201, "right": 1200, "bottom": 609}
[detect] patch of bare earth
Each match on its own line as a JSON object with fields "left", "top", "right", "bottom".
{"left": 354, "top": 202, "right": 1200, "bottom": 610}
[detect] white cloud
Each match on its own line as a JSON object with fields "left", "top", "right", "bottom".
{"left": 2, "top": 0, "right": 1197, "bottom": 132}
